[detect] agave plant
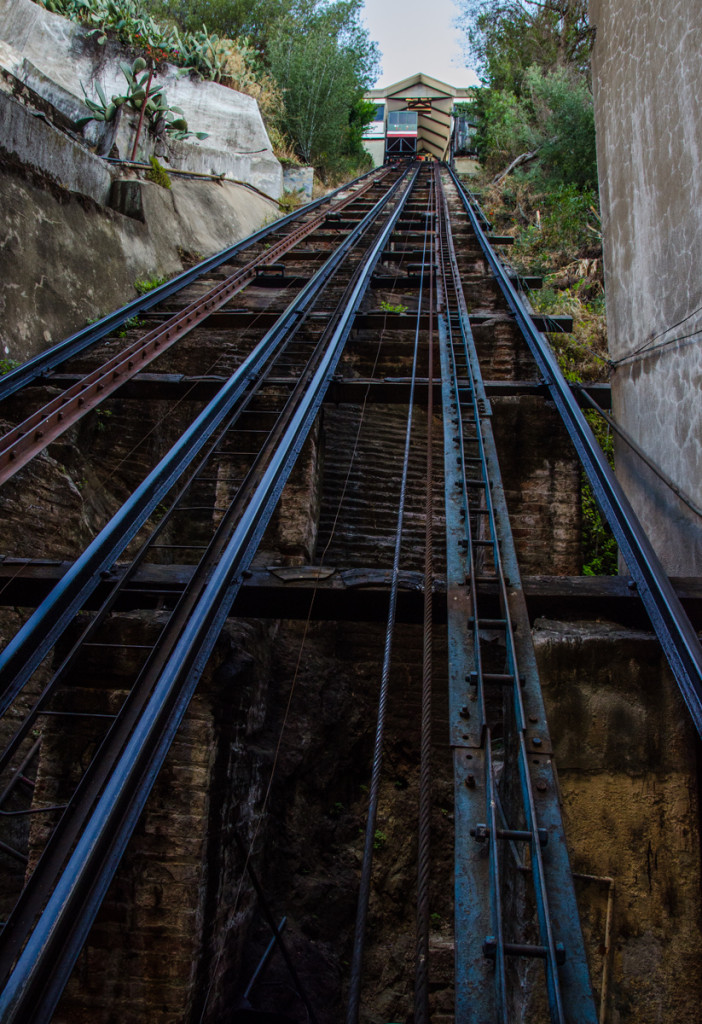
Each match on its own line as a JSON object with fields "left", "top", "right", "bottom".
{"left": 44, "top": 0, "right": 232, "bottom": 83}
{"left": 77, "top": 57, "right": 208, "bottom": 144}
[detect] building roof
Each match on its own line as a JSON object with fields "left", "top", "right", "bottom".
{"left": 365, "top": 72, "right": 473, "bottom": 101}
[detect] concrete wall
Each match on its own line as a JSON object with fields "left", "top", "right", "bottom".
{"left": 362, "top": 138, "right": 385, "bottom": 168}
{"left": 589, "top": 0, "right": 702, "bottom": 574}
{"left": 0, "top": 168, "right": 278, "bottom": 361}
{"left": 536, "top": 620, "right": 702, "bottom": 1023}
{"left": 282, "top": 164, "right": 314, "bottom": 200}
{"left": 0, "top": 74, "right": 114, "bottom": 205}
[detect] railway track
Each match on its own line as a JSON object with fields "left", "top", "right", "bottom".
{"left": 0, "top": 162, "right": 699, "bottom": 1022}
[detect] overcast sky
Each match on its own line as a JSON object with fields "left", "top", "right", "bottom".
{"left": 361, "top": 0, "right": 480, "bottom": 89}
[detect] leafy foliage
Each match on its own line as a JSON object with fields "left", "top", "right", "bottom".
{"left": 39, "top": 0, "right": 377, "bottom": 178}
{"left": 458, "top": 0, "right": 596, "bottom": 189}
{"left": 144, "top": 0, "right": 296, "bottom": 58}
{"left": 527, "top": 67, "right": 596, "bottom": 188}
{"left": 470, "top": 86, "right": 537, "bottom": 167}
{"left": 581, "top": 413, "right": 618, "bottom": 575}
{"left": 134, "top": 275, "right": 167, "bottom": 294}
{"left": 267, "top": 0, "right": 379, "bottom": 173}
{"left": 469, "top": 67, "right": 597, "bottom": 189}
{"left": 458, "top": 0, "right": 593, "bottom": 93}
{"left": 78, "top": 57, "right": 209, "bottom": 142}
{"left": 41, "top": 0, "right": 230, "bottom": 79}
{"left": 277, "top": 189, "right": 305, "bottom": 214}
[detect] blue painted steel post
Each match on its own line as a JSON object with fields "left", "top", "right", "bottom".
{"left": 438, "top": 168, "right": 597, "bottom": 1023}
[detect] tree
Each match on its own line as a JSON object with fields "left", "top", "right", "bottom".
{"left": 468, "top": 66, "right": 596, "bottom": 187}
{"left": 457, "top": 0, "right": 593, "bottom": 93}
{"left": 268, "top": 0, "right": 380, "bottom": 168}
{"left": 146, "top": 0, "right": 298, "bottom": 57}
{"left": 527, "top": 66, "right": 596, "bottom": 188}
{"left": 457, "top": 0, "right": 596, "bottom": 188}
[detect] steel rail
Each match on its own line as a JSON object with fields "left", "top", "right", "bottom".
{"left": 0, "top": 170, "right": 410, "bottom": 719}
{"left": 0, "top": 244, "right": 370, "bottom": 995}
{"left": 0, "top": 164, "right": 419, "bottom": 1024}
{"left": 447, "top": 163, "right": 702, "bottom": 738}
{"left": 0, "top": 372, "right": 280, "bottom": 785}
{"left": 0, "top": 166, "right": 382, "bottom": 404}
{"left": 0, "top": 170, "right": 393, "bottom": 485}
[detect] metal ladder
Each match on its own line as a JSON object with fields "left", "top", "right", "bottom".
{"left": 435, "top": 166, "right": 597, "bottom": 1023}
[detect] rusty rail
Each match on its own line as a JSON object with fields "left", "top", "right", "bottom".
{"left": 0, "top": 171, "right": 391, "bottom": 486}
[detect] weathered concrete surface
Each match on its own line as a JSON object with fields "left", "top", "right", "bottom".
{"left": 282, "top": 164, "right": 315, "bottom": 200}
{"left": 589, "top": 0, "right": 702, "bottom": 573}
{"left": 0, "top": 73, "right": 114, "bottom": 205}
{"left": 536, "top": 619, "right": 702, "bottom": 1023}
{"left": 493, "top": 396, "right": 582, "bottom": 575}
{"left": 0, "top": 168, "right": 278, "bottom": 361}
{"left": 0, "top": 0, "right": 282, "bottom": 198}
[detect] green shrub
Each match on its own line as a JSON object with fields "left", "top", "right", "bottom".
{"left": 581, "top": 412, "right": 618, "bottom": 575}
{"left": 134, "top": 275, "right": 167, "bottom": 294}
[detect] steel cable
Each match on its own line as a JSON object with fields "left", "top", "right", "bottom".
{"left": 194, "top": 177, "right": 417, "bottom": 1023}
{"left": 414, "top": 165, "right": 437, "bottom": 1024}
{"left": 196, "top": 253, "right": 410, "bottom": 1024}
{"left": 345, "top": 170, "right": 433, "bottom": 1024}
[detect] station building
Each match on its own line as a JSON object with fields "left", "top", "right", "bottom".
{"left": 362, "top": 72, "right": 474, "bottom": 165}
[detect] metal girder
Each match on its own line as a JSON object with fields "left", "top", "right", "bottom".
{"left": 1, "top": 561, "right": 699, "bottom": 628}
{"left": 34, "top": 373, "right": 608, "bottom": 407}
{"left": 437, "top": 166, "right": 597, "bottom": 1023}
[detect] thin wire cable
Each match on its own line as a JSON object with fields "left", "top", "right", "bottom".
{"left": 197, "top": 195, "right": 410, "bottom": 1024}
{"left": 69, "top": 172, "right": 384, "bottom": 496}
{"left": 415, "top": 165, "right": 437, "bottom": 1024}
{"left": 609, "top": 298, "right": 702, "bottom": 366}
{"left": 609, "top": 324, "right": 702, "bottom": 367}
{"left": 346, "top": 171, "right": 433, "bottom": 1024}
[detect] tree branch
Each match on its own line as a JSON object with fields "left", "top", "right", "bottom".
{"left": 492, "top": 144, "right": 543, "bottom": 184}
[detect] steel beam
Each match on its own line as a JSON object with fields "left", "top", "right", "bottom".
{"left": 437, "top": 168, "right": 597, "bottom": 1022}
{"left": 35, "top": 373, "right": 608, "bottom": 407}
{"left": 1, "top": 561, "right": 699, "bottom": 627}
